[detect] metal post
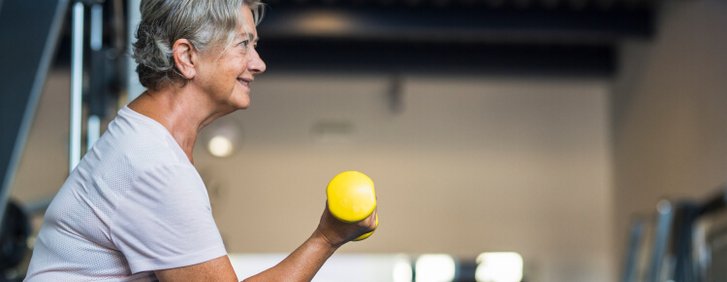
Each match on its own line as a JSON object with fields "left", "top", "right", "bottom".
{"left": 622, "top": 218, "right": 645, "bottom": 282}
{"left": 127, "top": 0, "right": 143, "bottom": 102}
{"left": 90, "top": 4, "right": 102, "bottom": 51}
{"left": 87, "top": 3, "right": 102, "bottom": 150}
{"left": 647, "top": 200, "right": 674, "bottom": 282}
{"left": 69, "top": 1, "right": 84, "bottom": 173}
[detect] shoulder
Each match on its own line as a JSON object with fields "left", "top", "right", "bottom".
{"left": 81, "top": 107, "right": 199, "bottom": 203}
{"left": 134, "top": 162, "right": 204, "bottom": 195}
{"left": 101, "top": 107, "right": 190, "bottom": 172}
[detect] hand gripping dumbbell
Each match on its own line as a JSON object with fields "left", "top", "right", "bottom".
{"left": 326, "top": 171, "right": 379, "bottom": 241}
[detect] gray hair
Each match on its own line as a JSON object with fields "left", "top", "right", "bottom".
{"left": 132, "top": 0, "right": 264, "bottom": 91}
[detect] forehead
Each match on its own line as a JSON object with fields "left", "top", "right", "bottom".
{"left": 237, "top": 5, "right": 258, "bottom": 36}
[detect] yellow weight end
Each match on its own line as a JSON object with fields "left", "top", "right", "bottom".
{"left": 353, "top": 214, "right": 378, "bottom": 241}
{"left": 326, "top": 171, "right": 376, "bottom": 223}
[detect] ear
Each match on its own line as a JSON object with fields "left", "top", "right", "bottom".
{"left": 172, "top": 39, "right": 197, "bottom": 79}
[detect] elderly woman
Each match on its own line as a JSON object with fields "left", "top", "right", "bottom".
{"left": 24, "top": 0, "right": 377, "bottom": 281}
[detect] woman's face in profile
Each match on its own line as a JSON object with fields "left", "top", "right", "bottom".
{"left": 194, "top": 5, "right": 267, "bottom": 111}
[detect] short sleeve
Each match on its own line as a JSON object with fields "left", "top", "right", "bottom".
{"left": 111, "top": 163, "right": 227, "bottom": 274}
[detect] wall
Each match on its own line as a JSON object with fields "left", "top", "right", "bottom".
{"left": 194, "top": 74, "right": 614, "bottom": 282}
{"left": 612, "top": 0, "right": 727, "bottom": 273}
{"left": 10, "top": 71, "right": 69, "bottom": 207}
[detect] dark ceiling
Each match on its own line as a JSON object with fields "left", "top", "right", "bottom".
{"left": 52, "top": 0, "right": 660, "bottom": 77}
{"left": 256, "top": 0, "right": 657, "bottom": 76}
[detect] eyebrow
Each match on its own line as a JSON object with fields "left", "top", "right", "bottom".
{"left": 241, "top": 32, "right": 259, "bottom": 43}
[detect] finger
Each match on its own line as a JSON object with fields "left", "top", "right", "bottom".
{"left": 363, "top": 211, "right": 378, "bottom": 231}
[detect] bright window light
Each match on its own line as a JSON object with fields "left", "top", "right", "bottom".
{"left": 208, "top": 135, "right": 234, "bottom": 157}
{"left": 392, "top": 256, "right": 413, "bottom": 282}
{"left": 232, "top": 253, "right": 412, "bottom": 282}
{"left": 415, "top": 254, "right": 456, "bottom": 282}
{"left": 475, "top": 252, "right": 523, "bottom": 282}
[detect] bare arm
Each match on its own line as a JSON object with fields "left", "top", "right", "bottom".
{"left": 155, "top": 231, "right": 335, "bottom": 282}
{"left": 155, "top": 256, "right": 238, "bottom": 281}
{"left": 156, "top": 205, "right": 377, "bottom": 282}
{"left": 244, "top": 206, "right": 377, "bottom": 281}
{"left": 242, "top": 230, "right": 337, "bottom": 282}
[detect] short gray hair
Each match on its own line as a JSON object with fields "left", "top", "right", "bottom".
{"left": 132, "top": 0, "right": 264, "bottom": 91}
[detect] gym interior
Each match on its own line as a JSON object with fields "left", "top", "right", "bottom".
{"left": 1, "top": 0, "right": 726, "bottom": 281}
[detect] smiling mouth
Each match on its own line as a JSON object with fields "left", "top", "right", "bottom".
{"left": 237, "top": 78, "right": 251, "bottom": 88}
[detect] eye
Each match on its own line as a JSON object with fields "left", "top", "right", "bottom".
{"left": 238, "top": 40, "right": 250, "bottom": 48}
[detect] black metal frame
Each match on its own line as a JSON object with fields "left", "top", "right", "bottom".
{"left": 625, "top": 186, "right": 727, "bottom": 282}
{"left": 691, "top": 186, "right": 727, "bottom": 282}
{"left": 0, "top": 0, "right": 69, "bottom": 231}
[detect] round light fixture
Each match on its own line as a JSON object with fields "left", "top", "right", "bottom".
{"left": 208, "top": 135, "right": 234, "bottom": 158}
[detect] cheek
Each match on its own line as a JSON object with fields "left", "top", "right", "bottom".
{"left": 225, "top": 62, "right": 246, "bottom": 79}
{"left": 237, "top": 59, "right": 249, "bottom": 72}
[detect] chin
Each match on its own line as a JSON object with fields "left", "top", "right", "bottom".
{"left": 223, "top": 102, "right": 248, "bottom": 112}
{"left": 236, "top": 96, "right": 251, "bottom": 109}
{"left": 227, "top": 92, "right": 251, "bottom": 110}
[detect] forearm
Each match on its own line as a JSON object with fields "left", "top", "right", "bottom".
{"left": 242, "top": 230, "right": 338, "bottom": 282}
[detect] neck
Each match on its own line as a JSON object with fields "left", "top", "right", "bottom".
{"left": 128, "top": 85, "right": 233, "bottom": 163}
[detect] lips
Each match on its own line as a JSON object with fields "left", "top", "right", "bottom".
{"left": 237, "top": 78, "right": 251, "bottom": 88}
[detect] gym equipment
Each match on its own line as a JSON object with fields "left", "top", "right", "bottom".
{"left": 71, "top": 0, "right": 124, "bottom": 172}
{"left": 692, "top": 187, "right": 727, "bottom": 282}
{"left": 645, "top": 199, "right": 675, "bottom": 282}
{"left": 621, "top": 217, "right": 648, "bottom": 282}
{"left": 326, "top": 171, "right": 378, "bottom": 241}
{"left": 0, "top": 200, "right": 30, "bottom": 272}
{"left": 622, "top": 187, "right": 727, "bottom": 282}
{"left": 0, "top": 0, "right": 68, "bottom": 234}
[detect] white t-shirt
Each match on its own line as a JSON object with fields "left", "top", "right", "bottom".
{"left": 25, "top": 107, "right": 227, "bottom": 281}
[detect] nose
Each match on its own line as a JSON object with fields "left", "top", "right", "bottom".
{"left": 248, "top": 48, "right": 266, "bottom": 75}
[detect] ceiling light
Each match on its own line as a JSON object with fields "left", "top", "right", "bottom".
{"left": 208, "top": 136, "right": 234, "bottom": 158}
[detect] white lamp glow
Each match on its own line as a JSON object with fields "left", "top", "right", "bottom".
{"left": 208, "top": 135, "right": 234, "bottom": 157}
{"left": 392, "top": 256, "right": 413, "bottom": 282}
{"left": 415, "top": 254, "right": 456, "bottom": 282}
{"left": 475, "top": 252, "right": 523, "bottom": 282}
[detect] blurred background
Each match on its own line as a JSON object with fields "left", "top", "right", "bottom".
{"left": 1, "top": 0, "right": 726, "bottom": 281}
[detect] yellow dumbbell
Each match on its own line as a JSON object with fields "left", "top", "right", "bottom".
{"left": 326, "top": 171, "right": 378, "bottom": 241}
